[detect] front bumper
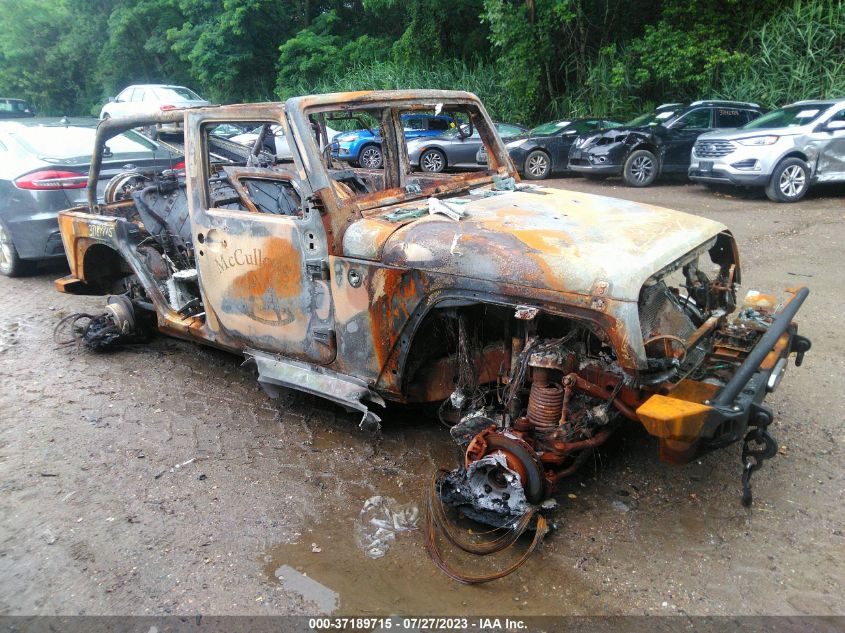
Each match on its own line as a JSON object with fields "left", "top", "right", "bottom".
{"left": 636, "top": 287, "right": 811, "bottom": 463}
{"left": 330, "top": 143, "right": 354, "bottom": 161}
{"left": 689, "top": 143, "right": 782, "bottom": 187}
{"left": 688, "top": 167, "right": 769, "bottom": 186}
{"left": 568, "top": 147, "right": 623, "bottom": 174}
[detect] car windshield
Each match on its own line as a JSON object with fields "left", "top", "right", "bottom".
{"left": 626, "top": 110, "right": 677, "bottom": 126}
{"left": 530, "top": 120, "right": 571, "bottom": 136}
{"left": 0, "top": 99, "right": 30, "bottom": 113}
{"left": 9, "top": 125, "right": 159, "bottom": 161}
{"left": 742, "top": 105, "right": 828, "bottom": 129}
{"left": 154, "top": 86, "right": 202, "bottom": 101}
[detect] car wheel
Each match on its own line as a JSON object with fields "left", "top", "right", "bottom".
{"left": 359, "top": 144, "right": 383, "bottom": 169}
{"left": 420, "top": 148, "right": 446, "bottom": 173}
{"left": 623, "top": 149, "right": 658, "bottom": 187}
{"left": 0, "top": 219, "right": 33, "bottom": 277}
{"left": 524, "top": 150, "right": 551, "bottom": 180}
{"left": 765, "top": 158, "right": 810, "bottom": 202}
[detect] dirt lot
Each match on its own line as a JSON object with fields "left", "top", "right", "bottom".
{"left": 1, "top": 178, "right": 842, "bottom": 617}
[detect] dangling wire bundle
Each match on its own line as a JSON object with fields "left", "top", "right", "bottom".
{"left": 53, "top": 313, "right": 124, "bottom": 350}
{"left": 53, "top": 295, "right": 145, "bottom": 351}
{"left": 424, "top": 470, "right": 549, "bottom": 584}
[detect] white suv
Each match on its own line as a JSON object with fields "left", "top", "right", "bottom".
{"left": 99, "top": 84, "right": 210, "bottom": 138}
{"left": 689, "top": 99, "right": 845, "bottom": 202}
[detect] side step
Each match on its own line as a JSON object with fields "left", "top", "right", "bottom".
{"left": 243, "top": 349, "right": 385, "bottom": 431}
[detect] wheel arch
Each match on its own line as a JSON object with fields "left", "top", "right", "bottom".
{"left": 75, "top": 242, "right": 132, "bottom": 295}
{"left": 392, "top": 291, "right": 624, "bottom": 403}
{"left": 778, "top": 150, "right": 812, "bottom": 172}
{"left": 357, "top": 140, "right": 382, "bottom": 156}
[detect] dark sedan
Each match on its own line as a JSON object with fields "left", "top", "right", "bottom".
{"left": 0, "top": 118, "right": 181, "bottom": 276}
{"left": 489, "top": 118, "right": 623, "bottom": 179}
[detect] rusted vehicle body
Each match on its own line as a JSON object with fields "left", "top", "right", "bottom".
{"left": 55, "top": 90, "right": 810, "bottom": 536}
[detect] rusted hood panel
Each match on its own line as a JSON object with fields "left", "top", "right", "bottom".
{"left": 373, "top": 186, "right": 726, "bottom": 301}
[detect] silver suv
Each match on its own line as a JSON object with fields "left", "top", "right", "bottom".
{"left": 689, "top": 99, "right": 845, "bottom": 202}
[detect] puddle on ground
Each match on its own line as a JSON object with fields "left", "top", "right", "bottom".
{"left": 262, "top": 409, "right": 764, "bottom": 616}
{"left": 274, "top": 564, "right": 339, "bottom": 613}
{"left": 264, "top": 502, "right": 600, "bottom": 616}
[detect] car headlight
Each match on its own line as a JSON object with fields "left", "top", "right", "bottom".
{"left": 506, "top": 139, "right": 527, "bottom": 149}
{"left": 737, "top": 135, "right": 779, "bottom": 146}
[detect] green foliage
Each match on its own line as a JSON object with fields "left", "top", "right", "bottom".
{"left": 0, "top": 0, "right": 109, "bottom": 115}
{"left": 718, "top": 0, "right": 845, "bottom": 107}
{"left": 0, "top": 0, "right": 840, "bottom": 121}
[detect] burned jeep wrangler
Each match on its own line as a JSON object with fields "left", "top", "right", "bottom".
{"left": 55, "top": 90, "right": 810, "bottom": 581}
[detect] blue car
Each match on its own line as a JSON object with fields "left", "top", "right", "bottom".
{"left": 331, "top": 113, "right": 454, "bottom": 169}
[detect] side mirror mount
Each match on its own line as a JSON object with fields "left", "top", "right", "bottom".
{"left": 108, "top": 97, "right": 117, "bottom": 103}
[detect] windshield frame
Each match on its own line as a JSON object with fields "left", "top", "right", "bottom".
{"left": 287, "top": 91, "right": 515, "bottom": 214}
{"left": 741, "top": 104, "right": 831, "bottom": 130}
{"left": 529, "top": 120, "right": 572, "bottom": 136}
{"left": 625, "top": 110, "right": 678, "bottom": 127}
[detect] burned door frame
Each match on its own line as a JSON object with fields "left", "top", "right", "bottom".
{"left": 185, "top": 106, "right": 336, "bottom": 364}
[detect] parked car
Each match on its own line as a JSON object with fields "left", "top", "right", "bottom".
{"left": 99, "top": 84, "right": 210, "bottom": 138}
{"left": 689, "top": 99, "right": 845, "bottom": 202}
{"left": 331, "top": 113, "right": 455, "bottom": 169}
{"left": 408, "top": 122, "right": 528, "bottom": 172}
{"left": 230, "top": 123, "right": 340, "bottom": 160}
{"left": 482, "top": 118, "right": 623, "bottom": 179}
{"left": 0, "top": 118, "right": 181, "bottom": 276}
{"left": 569, "top": 101, "right": 763, "bottom": 187}
{"left": 54, "top": 91, "right": 809, "bottom": 546}
{"left": 0, "top": 98, "right": 36, "bottom": 119}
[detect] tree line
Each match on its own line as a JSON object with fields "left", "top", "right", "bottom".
{"left": 1, "top": 0, "right": 843, "bottom": 125}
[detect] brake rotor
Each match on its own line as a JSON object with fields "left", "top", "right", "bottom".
{"left": 465, "top": 431, "right": 545, "bottom": 505}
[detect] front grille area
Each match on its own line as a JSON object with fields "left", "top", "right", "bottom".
{"left": 694, "top": 140, "right": 735, "bottom": 158}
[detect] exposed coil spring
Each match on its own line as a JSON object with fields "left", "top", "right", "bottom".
{"left": 527, "top": 382, "right": 564, "bottom": 429}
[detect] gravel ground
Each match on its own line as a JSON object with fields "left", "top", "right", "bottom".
{"left": 0, "top": 177, "right": 842, "bottom": 617}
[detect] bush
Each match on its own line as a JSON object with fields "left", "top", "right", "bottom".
{"left": 276, "top": 58, "right": 532, "bottom": 126}
{"left": 718, "top": 0, "right": 845, "bottom": 106}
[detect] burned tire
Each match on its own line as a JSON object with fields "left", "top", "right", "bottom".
{"left": 523, "top": 150, "right": 551, "bottom": 180}
{"left": 623, "top": 149, "right": 658, "bottom": 187}
{"left": 765, "top": 157, "right": 810, "bottom": 203}
{"left": 420, "top": 148, "right": 446, "bottom": 173}
{"left": 358, "top": 144, "right": 383, "bottom": 169}
{"left": 0, "top": 219, "right": 33, "bottom": 277}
